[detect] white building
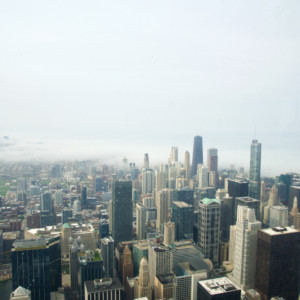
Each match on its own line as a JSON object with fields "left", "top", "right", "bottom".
{"left": 142, "top": 169, "right": 155, "bottom": 195}
{"left": 229, "top": 206, "right": 261, "bottom": 290}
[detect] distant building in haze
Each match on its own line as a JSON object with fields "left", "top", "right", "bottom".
{"left": 207, "top": 148, "right": 218, "bottom": 172}
{"left": 191, "top": 136, "right": 203, "bottom": 177}
{"left": 249, "top": 140, "right": 261, "bottom": 200}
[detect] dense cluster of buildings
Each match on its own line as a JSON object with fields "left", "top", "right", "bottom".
{"left": 0, "top": 136, "right": 299, "bottom": 299}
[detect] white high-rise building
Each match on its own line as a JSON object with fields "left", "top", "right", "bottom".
{"left": 229, "top": 205, "right": 261, "bottom": 290}
{"left": 155, "top": 171, "right": 167, "bottom": 191}
{"left": 148, "top": 245, "right": 173, "bottom": 286}
{"left": 142, "top": 169, "right": 155, "bottom": 195}
{"left": 169, "top": 146, "right": 178, "bottom": 162}
{"left": 269, "top": 205, "right": 288, "bottom": 228}
{"left": 164, "top": 221, "right": 175, "bottom": 246}
{"left": 197, "top": 165, "right": 209, "bottom": 188}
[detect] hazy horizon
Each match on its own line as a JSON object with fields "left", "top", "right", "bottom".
{"left": 1, "top": 1, "right": 300, "bottom": 176}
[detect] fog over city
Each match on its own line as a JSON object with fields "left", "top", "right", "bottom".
{"left": 1, "top": 1, "right": 300, "bottom": 175}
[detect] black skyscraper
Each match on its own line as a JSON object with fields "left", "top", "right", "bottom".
{"left": 112, "top": 180, "right": 133, "bottom": 245}
{"left": 191, "top": 136, "right": 203, "bottom": 177}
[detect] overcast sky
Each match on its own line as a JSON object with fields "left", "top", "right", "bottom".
{"left": 1, "top": 1, "right": 300, "bottom": 175}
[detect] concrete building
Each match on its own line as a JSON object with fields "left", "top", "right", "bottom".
{"left": 289, "top": 196, "right": 300, "bottom": 229}
{"left": 235, "top": 197, "right": 260, "bottom": 222}
{"left": 263, "top": 185, "right": 279, "bottom": 225}
{"left": 173, "top": 275, "right": 191, "bottom": 300}
{"left": 154, "top": 273, "right": 175, "bottom": 300}
{"left": 191, "top": 136, "right": 203, "bottom": 177}
{"left": 142, "top": 169, "right": 155, "bottom": 195}
{"left": 134, "top": 257, "right": 152, "bottom": 300}
{"left": 155, "top": 171, "right": 167, "bottom": 191}
{"left": 184, "top": 151, "right": 190, "bottom": 183}
{"left": 269, "top": 206, "right": 288, "bottom": 228}
{"left": 163, "top": 221, "right": 175, "bottom": 246}
{"left": 169, "top": 146, "right": 178, "bottom": 163}
{"left": 228, "top": 206, "right": 261, "bottom": 290}
{"left": 148, "top": 245, "right": 173, "bottom": 286}
{"left": 198, "top": 165, "right": 209, "bottom": 188}
{"left": 198, "top": 198, "right": 220, "bottom": 265}
{"left": 122, "top": 245, "right": 134, "bottom": 287}
{"left": 156, "top": 190, "right": 169, "bottom": 230}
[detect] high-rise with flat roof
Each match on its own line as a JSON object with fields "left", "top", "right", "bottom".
{"left": 112, "top": 181, "right": 133, "bottom": 245}
{"left": 136, "top": 203, "right": 147, "bottom": 240}
{"left": 207, "top": 148, "right": 218, "bottom": 172}
{"left": 197, "top": 277, "right": 241, "bottom": 300}
{"left": 255, "top": 227, "right": 300, "bottom": 300}
{"left": 171, "top": 201, "right": 193, "bottom": 241}
{"left": 101, "top": 237, "right": 114, "bottom": 278}
{"left": 12, "top": 238, "right": 61, "bottom": 300}
{"left": 198, "top": 198, "right": 220, "bottom": 265}
{"left": 142, "top": 169, "right": 155, "bottom": 195}
{"left": 191, "top": 136, "right": 203, "bottom": 177}
{"left": 249, "top": 140, "right": 261, "bottom": 200}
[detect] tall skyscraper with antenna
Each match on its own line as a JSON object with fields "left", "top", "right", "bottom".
{"left": 191, "top": 136, "right": 203, "bottom": 177}
{"left": 249, "top": 140, "right": 261, "bottom": 200}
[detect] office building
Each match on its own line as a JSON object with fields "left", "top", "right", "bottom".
{"left": 263, "top": 185, "right": 279, "bottom": 225}
{"left": 235, "top": 196, "right": 260, "bottom": 222}
{"left": 101, "top": 237, "right": 114, "bottom": 278}
{"left": 122, "top": 245, "right": 133, "bottom": 287}
{"left": 173, "top": 275, "right": 192, "bottom": 300}
{"left": 78, "top": 250, "right": 103, "bottom": 299}
{"left": 191, "top": 136, "right": 203, "bottom": 177}
{"left": 81, "top": 186, "right": 87, "bottom": 209}
{"left": 171, "top": 201, "right": 193, "bottom": 241}
{"left": 219, "top": 194, "right": 234, "bottom": 242}
{"left": 289, "top": 186, "right": 300, "bottom": 212}
{"left": 84, "top": 278, "right": 122, "bottom": 300}
{"left": 134, "top": 257, "right": 152, "bottom": 300}
{"left": 198, "top": 198, "right": 220, "bottom": 265}
{"left": 207, "top": 148, "right": 218, "bottom": 172}
{"left": 112, "top": 181, "right": 133, "bottom": 245}
{"left": 164, "top": 221, "right": 175, "bottom": 246}
{"left": 156, "top": 190, "right": 169, "bottom": 230}
{"left": 136, "top": 203, "right": 147, "bottom": 240}
{"left": 40, "top": 192, "right": 52, "bottom": 212}
{"left": 175, "top": 187, "right": 194, "bottom": 206}
{"left": 169, "top": 146, "right": 178, "bottom": 162}
{"left": 255, "top": 227, "right": 300, "bottom": 300}
{"left": 144, "top": 153, "right": 149, "bottom": 169}
{"left": 249, "top": 140, "right": 261, "bottom": 199}
{"left": 269, "top": 206, "right": 288, "bottom": 228}
{"left": 155, "top": 171, "right": 167, "bottom": 191}
{"left": 148, "top": 245, "right": 173, "bottom": 286}
{"left": 99, "top": 220, "right": 109, "bottom": 239}
{"left": 198, "top": 165, "right": 209, "bottom": 188}
{"left": 142, "top": 169, "right": 155, "bottom": 195}
{"left": 94, "top": 176, "right": 103, "bottom": 193}
{"left": 154, "top": 273, "right": 175, "bottom": 300}
{"left": 229, "top": 206, "right": 261, "bottom": 290}
{"left": 62, "top": 209, "right": 72, "bottom": 224}
{"left": 184, "top": 151, "right": 190, "bottom": 183}
{"left": 197, "top": 277, "right": 241, "bottom": 300}
{"left": 12, "top": 238, "right": 61, "bottom": 300}
{"left": 226, "top": 179, "right": 249, "bottom": 198}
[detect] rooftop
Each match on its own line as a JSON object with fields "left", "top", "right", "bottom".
{"left": 263, "top": 226, "right": 299, "bottom": 236}
{"left": 156, "top": 273, "right": 175, "bottom": 284}
{"left": 172, "top": 201, "right": 192, "bottom": 208}
{"left": 201, "top": 198, "right": 220, "bottom": 205}
{"left": 199, "top": 277, "right": 239, "bottom": 295}
{"left": 85, "top": 277, "right": 122, "bottom": 293}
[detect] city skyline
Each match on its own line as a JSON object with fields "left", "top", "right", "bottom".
{"left": 1, "top": 1, "right": 300, "bottom": 176}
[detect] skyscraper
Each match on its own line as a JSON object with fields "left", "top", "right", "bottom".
{"left": 249, "top": 140, "right": 261, "bottom": 199}
{"left": 40, "top": 192, "right": 52, "bottom": 212}
{"left": 156, "top": 190, "right": 169, "bottom": 230}
{"left": 255, "top": 227, "right": 300, "bottom": 300}
{"left": 171, "top": 201, "right": 193, "bottom": 241}
{"left": 164, "top": 221, "right": 175, "bottom": 246}
{"left": 112, "top": 181, "right": 133, "bottom": 245}
{"left": 169, "top": 146, "right": 178, "bottom": 162}
{"left": 101, "top": 237, "right": 114, "bottom": 278}
{"left": 184, "top": 151, "right": 190, "bottom": 183}
{"left": 229, "top": 206, "right": 261, "bottom": 290}
{"left": 198, "top": 198, "right": 220, "bottom": 265}
{"left": 197, "top": 165, "right": 209, "bottom": 188}
{"left": 207, "top": 148, "right": 218, "bottom": 172}
{"left": 191, "top": 136, "right": 203, "bottom": 177}
{"left": 144, "top": 153, "right": 149, "bottom": 169}
{"left": 142, "top": 169, "right": 155, "bottom": 195}
{"left": 134, "top": 257, "right": 152, "bottom": 300}
{"left": 136, "top": 203, "right": 147, "bottom": 240}
{"left": 148, "top": 244, "right": 173, "bottom": 286}
{"left": 81, "top": 185, "right": 87, "bottom": 209}
{"left": 12, "top": 237, "right": 61, "bottom": 300}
